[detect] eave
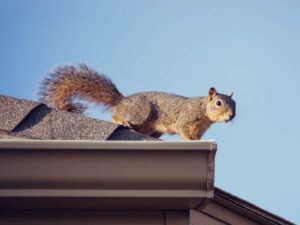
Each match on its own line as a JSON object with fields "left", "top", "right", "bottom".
{"left": 0, "top": 140, "right": 216, "bottom": 210}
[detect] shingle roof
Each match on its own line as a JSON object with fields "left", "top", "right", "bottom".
{"left": 0, "top": 95, "right": 40, "bottom": 131}
{"left": 0, "top": 95, "right": 154, "bottom": 141}
{"left": 213, "top": 187, "right": 294, "bottom": 225}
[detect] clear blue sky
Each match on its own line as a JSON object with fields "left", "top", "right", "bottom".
{"left": 1, "top": 0, "right": 299, "bottom": 223}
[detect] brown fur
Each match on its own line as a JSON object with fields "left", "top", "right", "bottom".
{"left": 39, "top": 64, "right": 236, "bottom": 140}
{"left": 38, "top": 64, "right": 123, "bottom": 112}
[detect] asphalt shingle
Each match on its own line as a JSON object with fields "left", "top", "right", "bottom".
{"left": 0, "top": 95, "right": 40, "bottom": 131}
{"left": 0, "top": 95, "right": 154, "bottom": 140}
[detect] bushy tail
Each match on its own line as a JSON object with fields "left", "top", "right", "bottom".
{"left": 38, "top": 64, "right": 123, "bottom": 113}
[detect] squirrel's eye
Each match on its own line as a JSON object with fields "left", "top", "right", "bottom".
{"left": 215, "top": 100, "right": 222, "bottom": 107}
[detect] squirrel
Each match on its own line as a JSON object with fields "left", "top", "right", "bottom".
{"left": 38, "top": 64, "right": 236, "bottom": 140}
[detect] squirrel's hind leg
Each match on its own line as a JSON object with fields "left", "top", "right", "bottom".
{"left": 111, "top": 96, "right": 156, "bottom": 135}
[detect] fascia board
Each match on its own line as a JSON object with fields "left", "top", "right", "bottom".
{"left": 0, "top": 140, "right": 216, "bottom": 210}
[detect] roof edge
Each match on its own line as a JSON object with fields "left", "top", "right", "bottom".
{"left": 0, "top": 140, "right": 217, "bottom": 150}
{"left": 213, "top": 187, "right": 295, "bottom": 225}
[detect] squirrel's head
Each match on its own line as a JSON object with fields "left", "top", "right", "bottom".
{"left": 205, "top": 87, "right": 236, "bottom": 123}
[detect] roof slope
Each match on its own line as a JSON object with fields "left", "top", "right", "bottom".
{"left": 0, "top": 95, "right": 154, "bottom": 141}
{"left": 211, "top": 188, "right": 294, "bottom": 225}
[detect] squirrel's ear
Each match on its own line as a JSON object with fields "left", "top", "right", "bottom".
{"left": 229, "top": 92, "right": 233, "bottom": 98}
{"left": 208, "top": 87, "right": 217, "bottom": 100}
